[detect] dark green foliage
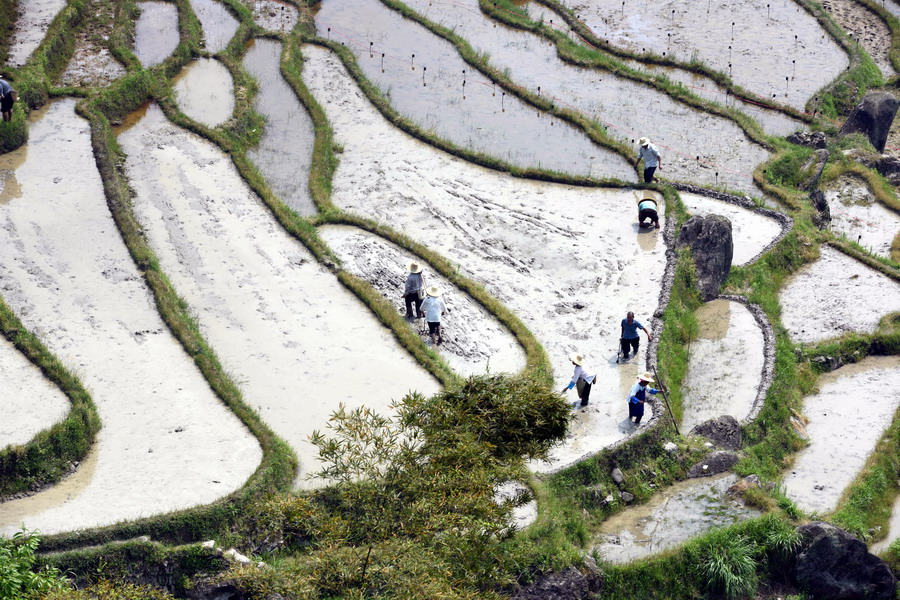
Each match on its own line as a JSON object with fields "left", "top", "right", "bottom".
{"left": 43, "top": 580, "right": 175, "bottom": 599}
{"left": 692, "top": 531, "right": 759, "bottom": 598}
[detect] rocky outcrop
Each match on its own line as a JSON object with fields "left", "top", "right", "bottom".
{"left": 840, "top": 91, "right": 900, "bottom": 153}
{"left": 810, "top": 190, "right": 831, "bottom": 229}
{"left": 787, "top": 130, "right": 828, "bottom": 149}
{"left": 686, "top": 451, "right": 739, "bottom": 478}
{"left": 873, "top": 155, "right": 900, "bottom": 187}
{"left": 690, "top": 415, "right": 742, "bottom": 451}
{"left": 799, "top": 149, "right": 829, "bottom": 191}
{"left": 676, "top": 215, "right": 733, "bottom": 301}
{"left": 511, "top": 565, "right": 604, "bottom": 600}
{"left": 725, "top": 474, "right": 761, "bottom": 500}
{"left": 794, "top": 521, "right": 897, "bottom": 600}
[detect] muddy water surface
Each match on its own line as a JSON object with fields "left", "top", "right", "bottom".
{"left": 594, "top": 473, "right": 760, "bottom": 563}
{"left": 680, "top": 300, "right": 765, "bottom": 432}
{"left": 563, "top": 0, "right": 848, "bottom": 111}
{"left": 872, "top": 493, "right": 900, "bottom": 554}
{"left": 680, "top": 192, "right": 783, "bottom": 265}
{"left": 243, "top": 39, "right": 315, "bottom": 215}
{"left": 783, "top": 356, "right": 900, "bottom": 515}
{"left": 320, "top": 225, "right": 527, "bottom": 376}
{"left": 135, "top": 1, "right": 180, "bottom": 68}
{"left": 780, "top": 246, "right": 900, "bottom": 344}
{"left": 247, "top": 0, "right": 298, "bottom": 32}
{"left": 173, "top": 58, "right": 235, "bottom": 127}
{"left": 304, "top": 45, "right": 667, "bottom": 473}
{"left": 825, "top": 176, "right": 900, "bottom": 260}
{"left": 190, "top": 0, "right": 239, "bottom": 53}
{"left": 314, "top": 0, "right": 633, "bottom": 179}
{"left": 117, "top": 103, "right": 440, "bottom": 487}
{"left": 6, "top": 0, "right": 66, "bottom": 67}
{"left": 0, "top": 99, "right": 260, "bottom": 536}
{"left": 59, "top": 45, "right": 126, "bottom": 88}
{"left": 403, "top": 0, "right": 770, "bottom": 194}
{"left": 0, "top": 337, "right": 69, "bottom": 449}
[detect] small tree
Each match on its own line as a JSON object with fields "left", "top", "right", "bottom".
{"left": 0, "top": 530, "right": 67, "bottom": 599}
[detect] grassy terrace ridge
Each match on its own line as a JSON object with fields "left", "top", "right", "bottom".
{"left": 0, "top": 297, "right": 101, "bottom": 498}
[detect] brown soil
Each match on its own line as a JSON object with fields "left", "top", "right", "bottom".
{"left": 56, "top": 0, "right": 125, "bottom": 87}
{"left": 822, "top": 0, "right": 895, "bottom": 79}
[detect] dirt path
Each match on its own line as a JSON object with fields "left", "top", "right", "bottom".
{"left": 319, "top": 225, "right": 527, "bottom": 376}
{"left": 0, "top": 99, "right": 261, "bottom": 536}
{"left": 117, "top": 103, "right": 440, "bottom": 487}
{"left": 302, "top": 44, "right": 669, "bottom": 473}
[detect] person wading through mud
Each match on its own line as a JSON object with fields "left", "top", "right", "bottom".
{"left": 561, "top": 353, "right": 595, "bottom": 410}
{"left": 403, "top": 260, "right": 426, "bottom": 321}
{"left": 628, "top": 371, "right": 661, "bottom": 425}
{"left": 620, "top": 311, "right": 652, "bottom": 360}
{"left": 422, "top": 285, "right": 447, "bottom": 346}
{"left": 634, "top": 137, "right": 662, "bottom": 183}
{"left": 0, "top": 77, "right": 17, "bottom": 123}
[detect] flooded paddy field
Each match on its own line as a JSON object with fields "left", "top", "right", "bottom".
{"left": 319, "top": 225, "right": 527, "bottom": 376}
{"left": 0, "top": 100, "right": 261, "bottom": 535}
{"left": 822, "top": 0, "right": 894, "bottom": 79}
{"left": 134, "top": 1, "right": 180, "bottom": 68}
{"left": 243, "top": 38, "right": 316, "bottom": 216}
{"left": 117, "top": 103, "right": 439, "bottom": 486}
{"left": 314, "top": 0, "right": 634, "bottom": 179}
{"left": 5, "top": 0, "right": 66, "bottom": 67}
{"left": 172, "top": 58, "right": 235, "bottom": 127}
{"left": 680, "top": 192, "right": 785, "bottom": 265}
{"left": 245, "top": 0, "right": 298, "bottom": 33}
{"left": 780, "top": 246, "right": 900, "bottom": 344}
{"left": 680, "top": 300, "right": 766, "bottom": 433}
{"left": 824, "top": 176, "right": 900, "bottom": 260}
{"left": 402, "top": 0, "right": 771, "bottom": 194}
{"left": 189, "top": 0, "right": 239, "bottom": 53}
{"left": 782, "top": 356, "right": 900, "bottom": 515}
{"left": 594, "top": 473, "right": 760, "bottom": 563}
{"left": 0, "top": 337, "right": 69, "bottom": 450}
{"left": 558, "top": 0, "right": 848, "bottom": 111}
{"left": 303, "top": 43, "right": 666, "bottom": 472}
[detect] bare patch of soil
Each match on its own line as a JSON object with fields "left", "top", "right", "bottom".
{"left": 56, "top": 0, "right": 125, "bottom": 87}
{"left": 822, "top": 0, "right": 895, "bottom": 79}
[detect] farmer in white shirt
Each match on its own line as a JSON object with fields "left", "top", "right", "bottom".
{"left": 422, "top": 286, "right": 447, "bottom": 346}
{"left": 561, "top": 353, "right": 596, "bottom": 409}
{"left": 634, "top": 137, "right": 662, "bottom": 183}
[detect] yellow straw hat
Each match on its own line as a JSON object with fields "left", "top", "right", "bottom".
{"left": 637, "top": 371, "right": 654, "bottom": 383}
{"left": 408, "top": 261, "right": 423, "bottom": 273}
{"left": 426, "top": 286, "right": 441, "bottom": 297}
{"left": 570, "top": 353, "right": 584, "bottom": 366}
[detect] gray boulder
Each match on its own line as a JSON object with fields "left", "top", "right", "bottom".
{"left": 511, "top": 565, "right": 603, "bottom": 599}
{"left": 787, "top": 130, "right": 828, "bottom": 149}
{"left": 810, "top": 189, "right": 831, "bottom": 230}
{"left": 794, "top": 521, "right": 897, "bottom": 600}
{"left": 690, "top": 415, "right": 742, "bottom": 451}
{"left": 874, "top": 155, "right": 900, "bottom": 187}
{"left": 799, "top": 149, "right": 829, "bottom": 191}
{"left": 840, "top": 91, "right": 900, "bottom": 153}
{"left": 611, "top": 467, "right": 625, "bottom": 486}
{"left": 686, "top": 451, "right": 739, "bottom": 478}
{"left": 676, "top": 215, "right": 733, "bottom": 301}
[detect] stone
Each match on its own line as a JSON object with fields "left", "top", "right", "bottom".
{"left": 810, "top": 190, "right": 831, "bottom": 230}
{"left": 223, "top": 548, "right": 251, "bottom": 564}
{"left": 201, "top": 540, "right": 216, "bottom": 549}
{"left": 726, "top": 474, "right": 761, "bottom": 500}
{"left": 840, "top": 91, "right": 900, "bottom": 153}
{"left": 663, "top": 441, "right": 678, "bottom": 453}
{"left": 794, "top": 521, "right": 897, "bottom": 600}
{"left": 510, "top": 565, "right": 603, "bottom": 599}
{"left": 611, "top": 467, "right": 625, "bottom": 486}
{"left": 690, "top": 415, "right": 742, "bottom": 451}
{"left": 619, "top": 491, "right": 635, "bottom": 503}
{"left": 873, "top": 155, "right": 900, "bottom": 186}
{"left": 686, "top": 451, "right": 739, "bottom": 478}
{"left": 676, "top": 215, "right": 733, "bottom": 301}
{"left": 799, "top": 149, "right": 829, "bottom": 191}
{"left": 787, "top": 130, "right": 828, "bottom": 149}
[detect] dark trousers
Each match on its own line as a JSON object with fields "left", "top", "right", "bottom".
{"left": 638, "top": 207, "right": 659, "bottom": 227}
{"left": 643, "top": 166, "right": 657, "bottom": 183}
{"left": 405, "top": 293, "right": 423, "bottom": 319}
{"left": 628, "top": 401, "right": 645, "bottom": 423}
{"left": 621, "top": 337, "right": 639, "bottom": 357}
{"left": 576, "top": 380, "right": 592, "bottom": 407}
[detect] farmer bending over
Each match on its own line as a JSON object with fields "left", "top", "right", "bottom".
{"left": 0, "top": 77, "right": 17, "bottom": 123}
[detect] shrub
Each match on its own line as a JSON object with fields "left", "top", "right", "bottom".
{"left": 42, "top": 580, "right": 174, "bottom": 599}
{"left": 690, "top": 530, "right": 759, "bottom": 599}
{"left": 0, "top": 530, "right": 67, "bottom": 599}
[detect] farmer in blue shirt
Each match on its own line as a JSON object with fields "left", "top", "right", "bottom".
{"left": 628, "top": 372, "right": 660, "bottom": 425}
{"left": 0, "top": 78, "right": 16, "bottom": 122}
{"left": 620, "top": 311, "right": 652, "bottom": 359}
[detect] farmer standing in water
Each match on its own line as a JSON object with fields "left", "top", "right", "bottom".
{"left": 561, "top": 353, "right": 595, "bottom": 410}
{"left": 634, "top": 137, "right": 662, "bottom": 183}
{"left": 628, "top": 371, "right": 661, "bottom": 425}
{"left": 0, "top": 77, "right": 17, "bottom": 122}
{"left": 620, "top": 311, "right": 652, "bottom": 360}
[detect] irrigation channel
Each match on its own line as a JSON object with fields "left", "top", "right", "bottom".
{"left": 0, "top": 0, "right": 899, "bottom": 591}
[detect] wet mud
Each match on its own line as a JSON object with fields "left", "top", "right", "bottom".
{"left": 680, "top": 192, "right": 784, "bottom": 266}
{"left": 782, "top": 356, "right": 900, "bottom": 515}
{"left": 594, "top": 473, "right": 760, "bottom": 563}
{"left": 189, "top": 0, "right": 239, "bottom": 53}
{"left": 319, "top": 225, "right": 527, "bottom": 376}
{"left": 246, "top": 0, "right": 298, "bottom": 32}
{"left": 563, "top": 0, "right": 849, "bottom": 111}
{"left": 5, "top": 0, "right": 66, "bottom": 67}
{"left": 243, "top": 39, "right": 316, "bottom": 215}
{"left": 303, "top": 44, "right": 667, "bottom": 473}
{"left": 0, "top": 99, "right": 261, "bottom": 536}
{"left": 117, "top": 103, "right": 440, "bottom": 487}
{"left": 495, "top": 481, "right": 537, "bottom": 530}
{"left": 825, "top": 176, "right": 900, "bottom": 260}
{"left": 134, "top": 1, "right": 180, "bottom": 68}
{"left": 822, "top": 0, "right": 894, "bottom": 79}
{"left": 780, "top": 246, "right": 900, "bottom": 344}
{"left": 402, "top": 0, "right": 771, "bottom": 194}
{"left": 172, "top": 58, "right": 235, "bottom": 127}
{"left": 0, "top": 337, "right": 69, "bottom": 450}
{"left": 56, "top": 0, "right": 124, "bottom": 88}
{"left": 680, "top": 300, "right": 765, "bottom": 433}
{"left": 314, "top": 0, "right": 633, "bottom": 179}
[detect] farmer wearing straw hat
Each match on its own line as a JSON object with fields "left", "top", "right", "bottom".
{"left": 637, "top": 192, "right": 660, "bottom": 229}
{"left": 561, "top": 353, "right": 596, "bottom": 409}
{"left": 422, "top": 285, "right": 447, "bottom": 346}
{"left": 634, "top": 137, "right": 662, "bottom": 183}
{"left": 628, "top": 372, "right": 661, "bottom": 425}
{"left": 403, "top": 260, "right": 426, "bottom": 321}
